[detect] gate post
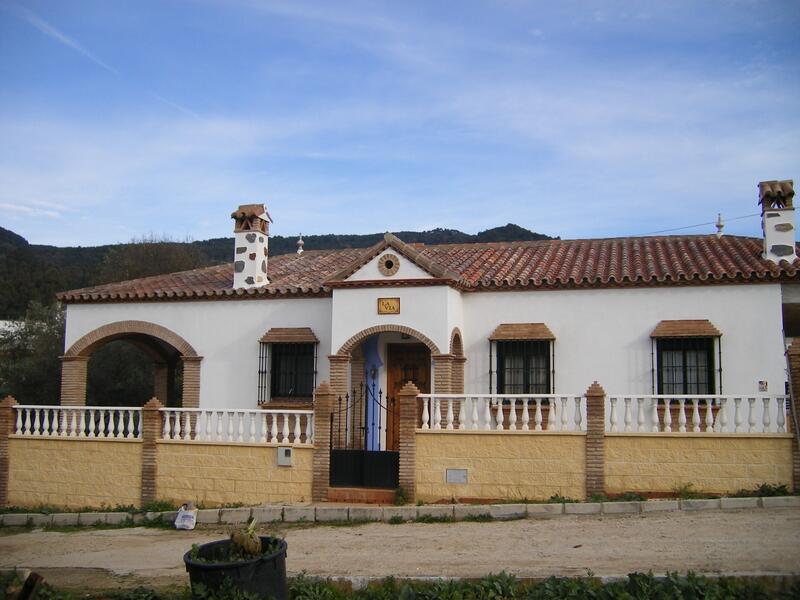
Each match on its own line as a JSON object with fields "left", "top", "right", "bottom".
{"left": 312, "top": 381, "right": 336, "bottom": 502}
{"left": 397, "top": 381, "right": 421, "bottom": 503}
{"left": 140, "top": 397, "right": 163, "bottom": 506}
{"left": 584, "top": 381, "right": 606, "bottom": 498}
{"left": 0, "top": 396, "right": 17, "bottom": 507}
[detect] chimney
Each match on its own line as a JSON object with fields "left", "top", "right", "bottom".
{"left": 759, "top": 180, "right": 796, "bottom": 263}
{"left": 231, "top": 204, "right": 272, "bottom": 288}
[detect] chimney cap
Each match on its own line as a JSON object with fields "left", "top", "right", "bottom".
{"left": 231, "top": 204, "right": 273, "bottom": 222}
{"left": 758, "top": 180, "right": 794, "bottom": 210}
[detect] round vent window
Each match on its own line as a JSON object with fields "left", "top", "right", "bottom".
{"left": 378, "top": 253, "right": 400, "bottom": 276}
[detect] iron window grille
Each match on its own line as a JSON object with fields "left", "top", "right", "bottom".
{"left": 257, "top": 342, "right": 317, "bottom": 404}
{"left": 655, "top": 337, "right": 715, "bottom": 395}
{"left": 495, "top": 340, "right": 552, "bottom": 395}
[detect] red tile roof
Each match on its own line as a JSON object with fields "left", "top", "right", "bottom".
{"left": 58, "top": 234, "right": 799, "bottom": 303}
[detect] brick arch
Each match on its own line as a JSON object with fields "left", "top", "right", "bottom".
{"left": 65, "top": 320, "right": 198, "bottom": 358}
{"left": 450, "top": 327, "right": 464, "bottom": 357}
{"left": 337, "top": 325, "right": 441, "bottom": 356}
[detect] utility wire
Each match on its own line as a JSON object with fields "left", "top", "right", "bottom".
{"left": 640, "top": 213, "right": 760, "bottom": 236}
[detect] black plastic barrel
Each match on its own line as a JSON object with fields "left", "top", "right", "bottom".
{"left": 184, "top": 536, "right": 287, "bottom": 600}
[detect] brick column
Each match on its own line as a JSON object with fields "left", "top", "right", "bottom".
{"left": 451, "top": 356, "right": 466, "bottom": 394}
{"left": 328, "top": 354, "right": 350, "bottom": 400}
{"left": 140, "top": 397, "right": 163, "bottom": 506}
{"left": 312, "top": 381, "right": 336, "bottom": 502}
{"left": 0, "top": 396, "right": 17, "bottom": 507}
{"left": 154, "top": 362, "right": 169, "bottom": 405}
{"left": 584, "top": 381, "right": 606, "bottom": 498}
{"left": 181, "top": 356, "right": 202, "bottom": 409}
{"left": 788, "top": 341, "right": 800, "bottom": 492}
{"left": 433, "top": 354, "right": 453, "bottom": 394}
{"left": 397, "top": 381, "right": 420, "bottom": 502}
{"left": 60, "top": 356, "right": 89, "bottom": 406}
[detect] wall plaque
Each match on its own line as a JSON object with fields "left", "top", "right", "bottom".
{"left": 377, "top": 297, "right": 400, "bottom": 314}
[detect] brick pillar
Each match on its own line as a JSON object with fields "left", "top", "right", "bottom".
{"left": 60, "top": 356, "right": 89, "bottom": 406}
{"left": 584, "top": 381, "right": 606, "bottom": 498}
{"left": 312, "top": 381, "right": 336, "bottom": 502}
{"left": 140, "top": 397, "right": 162, "bottom": 506}
{"left": 181, "top": 356, "right": 202, "bottom": 409}
{"left": 788, "top": 341, "right": 800, "bottom": 492}
{"left": 328, "top": 354, "right": 350, "bottom": 400}
{"left": 397, "top": 381, "right": 420, "bottom": 502}
{"left": 350, "top": 348, "right": 366, "bottom": 442}
{"left": 154, "top": 362, "right": 169, "bottom": 405}
{"left": 433, "top": 354, "right": 453, "bottom": 394}
{"left": 0, "top": 396, "right": 17, "bottom": 507}
{"left": 451, "top": 356, "right": 466, "bottom": 394}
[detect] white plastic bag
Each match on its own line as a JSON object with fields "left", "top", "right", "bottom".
{"left": 174, "top": 504, "right": 198, "bottom": 530}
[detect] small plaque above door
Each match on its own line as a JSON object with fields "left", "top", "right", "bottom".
{"left": 377, "top": 297, "right": 400, "bottom": 314}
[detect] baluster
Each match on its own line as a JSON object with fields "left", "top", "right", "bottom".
{"left": 547, "top": 398, "right": 557, "bottom": 430}
{"left": 306, "top": 413, "right": 314, "bottom": 443}
{"left": 636, "top": 398, "right": 645, "bottom": 432}
{"left": 223, "top": 411, "right": 232, "bottom": 442}
{"left": 433, "top": 398, "right": 442, "bottom": 430}
{"left": 248, "top": 413, "right": 256, "bottom": 442}
{"left": 691, "top": 400, "right": 700, "bottom": 433}
{"left": 213, "top": 411, "right": 221, "bottom": 441}
{"left": 610, "top": 397, "right": 618, "bottom": 432}
{"left": 678, "top": 399, "right": 687, "bottom": 433}
{"left": 509, "top": 399, "right": 517, "bottom": 430}
{"left": 125, "top": 410, "right": 134, "bottom": 439}
{"left": 270, "top": 413, "right": 278, "bottom": 442}
{"left": 719, "top": 398, "right": 729, "bottom": 432}
{"left": 496, "top": 399, "right": 505, "bottom": 430}
{"left": 446, "top": 399, "right": 454, "bottom": 430}
{"left": 203, "top": 411, "right": 212, "bottom": 441}
{"left": 281, "top": 413, "right": 289, "bottom": 442}
{"left": 421, "top": 398, "right": 430, "bottom": 429}
{"left": 235, "top": 412, "right": 243, "bottom": 442}
{"left": 100, "top": 409, "right": 109, "bottom": 438}
{"left": 777, "top": 398, "right": 786, "bottom": 432}
{"left": 87, "top": 409, "right": 96, "bottom": 438}
{"left": 623, "top": 398, "right": 632, "bottom": 432}
{"left": 67, "top": 410, "right": 76, "bottom": 437}
{"left": 115, "top": 409, "right": 123, "bottom": 438}
{"left": 293, "top": 413, "right": 301, "bottom": 442}
{"left": 560, "top": 397, "right": 569, "bottom": 431}
{"left": 663, "top": 400, "right": 672, "bottom": 433}
{"left": 30, "top": 408, "right": 39, "bottom": 435}
{"left": 172, "top": 410, "right": 181, "bottom": 440}
{"left": 471, "top": 397, "right": 479, "bottom": 430}
{"left": 705, "top": 399, "right": 714, "bottom": 432}
{"left": 458, "top": 398, "right": 466, "bottom": 430}
{"left": 162, "top": 411, "right": 171, "bottom": 439}
{"left": 186, "top": 412, "right": 194, "bottom": 440}
{"left": 734, "top": 398, "right": 743, "bottom": 432}
{"left": 42, "top": 409, "right": 51, "bottom": 436}
{"left": 650, "top": 398, "right": 660, "bottom": 432}
{"left": 78, "top": 410, "right": 86, "bottom": 438}
{"left": 483, "top": 398, "right": 491, "bottom": 430}
{"left": 521, "top": 399, "right": 530, "bottom": 431}
{"left": 534, "top": 399, "right": 543, "bottom": 431}
{"left": 574, "top": 397, "right": 583, "bottom": 431}
{"left": 16, "top": 408, "right": 24, "bottom": 435}
{"left": 253, "top": 412, "right": 264, "bottom": 443}
{"left": 747, "top": 398, "right": 757, "bottom": 433}
{"left": 58, "top": 408, "right": 67, "bottom": 437}
{"left": 762, "top": 398, "right": 771, "bottom": 433}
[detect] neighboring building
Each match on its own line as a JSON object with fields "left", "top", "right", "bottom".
{"left": 56, "top": 181, "right": 798, "bottom": 443}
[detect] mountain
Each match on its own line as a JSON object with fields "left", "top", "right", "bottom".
{"left": 0, "top": 224, "right": 554, "bottom": 319}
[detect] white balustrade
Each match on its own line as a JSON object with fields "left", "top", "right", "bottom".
{"left": 14, "top": 406, "right": 142, "bottom": 439}
{"left": 417, "top": 395, "right": 588, "bottom": 432}
{"left": 605, "top": 395, "right": 790, "bottom": 434}
{"left": 159, "top": 408, "right": 313, "bottom": 444}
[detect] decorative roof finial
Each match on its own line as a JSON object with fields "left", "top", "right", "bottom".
{"left": 297, "top": 234, "right": 304, "bottom": 255}
{"left": 715, "top": 213, "right": 724, "bottom": 238}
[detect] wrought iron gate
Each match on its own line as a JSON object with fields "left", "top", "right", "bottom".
{"left": 329, "top": 382, "right": 399, "bottom": 489}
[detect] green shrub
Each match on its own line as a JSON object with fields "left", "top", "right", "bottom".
{"left": 546, "top": 493, "right": 578, "bottom": 504}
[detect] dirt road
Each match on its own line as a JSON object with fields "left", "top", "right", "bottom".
{"left": 1, "top": 508, "right": 798, "bottom": 591}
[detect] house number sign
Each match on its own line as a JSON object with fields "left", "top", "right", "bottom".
{"left": 377, "top": 297, "right": 400, "bottom": 314}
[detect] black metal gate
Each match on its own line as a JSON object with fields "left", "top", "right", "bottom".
{"left": 329, "top": 382, "right": 399, "bottom": 489}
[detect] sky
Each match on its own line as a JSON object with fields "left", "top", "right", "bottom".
{"left": 0, "top": 0, "right": 799, "bottom": 247}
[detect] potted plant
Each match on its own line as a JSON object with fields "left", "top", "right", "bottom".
{"left": 184, "top": 519, "right": 287, "bottom": 600}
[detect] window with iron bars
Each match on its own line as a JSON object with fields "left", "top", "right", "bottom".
{"left": 258, "top": 342, "right": 316, "bottom": 404}
{"left": 656, "top": 337, "right": 715, "bottom": 395}
{"left": 496, "top": 340, "right": 552, "bottom": 394}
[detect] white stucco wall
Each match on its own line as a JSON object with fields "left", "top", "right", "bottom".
{"left": 462, "top": 283, "right": 787, "bottom": 395}
{"left": 65, "top": 297, "right": 333, "bottom": 409}
{"left": 347, "top": 252, "right": 432, "bottom": 280}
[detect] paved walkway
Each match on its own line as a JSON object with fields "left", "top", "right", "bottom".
{"left": 1, "top": 508, "right": 799, "bottom": 591}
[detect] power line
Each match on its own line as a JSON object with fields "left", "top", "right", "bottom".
{"left": 640, "top": 213, "right": 760, "bottom": 236}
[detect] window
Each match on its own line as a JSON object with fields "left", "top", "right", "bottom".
{"left": 496, "top": 340, "right": 551, "bottom": 394}
{"left": 656, "top": 337, "right": 715, "bottom": 394}
{"left": 258, "top": 342, "right": 315, "bottom": 403}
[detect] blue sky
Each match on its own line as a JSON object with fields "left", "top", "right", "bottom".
{"left": 1, "top": 1, "right": 799, "bottom": 246}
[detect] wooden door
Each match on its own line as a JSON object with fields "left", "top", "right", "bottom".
{"left": 386, "top": 343, "right": 430, "bottom": 451}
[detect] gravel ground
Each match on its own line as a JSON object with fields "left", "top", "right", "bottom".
{"left": 1, "top": 507, "right": 798, "bottom": 591}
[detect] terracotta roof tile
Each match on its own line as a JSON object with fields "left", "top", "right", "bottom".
{"left": 489, "top": 323, "right": 555, "bottom": 341}
{"left": 651, "top": 319, "right": 722, "bottom": 338}
{"left": 58, "top": 234, "right": 799, "bottom": 303}
{"left": 260, "top": 327, "right": 319, "bottom": 343}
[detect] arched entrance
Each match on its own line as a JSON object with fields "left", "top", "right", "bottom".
{"left": 61, "top": 321, "right": 201, "bottom": 408}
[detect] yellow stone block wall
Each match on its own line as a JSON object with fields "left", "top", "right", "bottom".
{"left": 156, "top": 442, "right": 313, "bottom": 506}
{"left": 7, "top": 438, "right": 142, "bottom": 509}
{"left": 415, "top": 432, "right": 586, "bottom": 502}
{"left": 606, "top": 434, "right": 794, "bottom": 494}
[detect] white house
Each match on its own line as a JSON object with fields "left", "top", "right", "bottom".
{"left": 56, "top": 181, "right": 798, "bottom": 449}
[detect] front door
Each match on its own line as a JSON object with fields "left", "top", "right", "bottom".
{"left": 386, "top": 343, "right": 431, "bottom": 451}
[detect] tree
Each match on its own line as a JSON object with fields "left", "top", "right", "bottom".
{"left": 94, "top": 234, "right": 206, "bottom": 284}
{"left": 0, "top": 302, "right": 64, "bottom": 405}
